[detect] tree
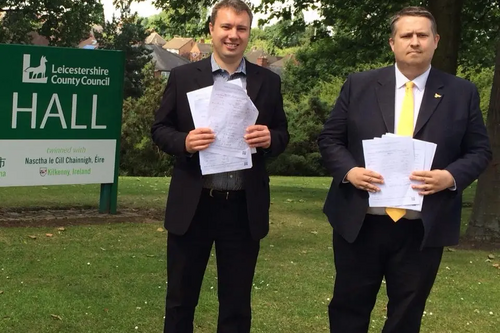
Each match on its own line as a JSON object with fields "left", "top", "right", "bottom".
{"left": 427, "top": 0, "right": 463, "bottom": 74}
{"left": 262, "top": 14, "right": 310, "bottom": 49}
{"left": 120, "top": 63, "right": 174, "bottom": 176}
{"left": 139, "top": 0, "right": 499, "bottom": 70}
{"left": 246, "top": 19, "right": 314, "bottom": 56}
{"left": 95, "top": 8, "right": 151, "bottom": 99}
{"left": 281, "top": 37, "right": 391, "bottom": 102}
{"left": 141, "top": 6, "right": 209, "bottom": 39}
{"left": 0, "top": 0, "right": 104, "bottom": 46}
{"left": 246, "top": 27, "right": 269, "bottom": 52}
{"left": 143, "top": 0, "right": 498, "bottom": 98}
{"left": 258, "top": 0, "right": 499, "bottom": 70}
{"left": 467, "top": 43, "right": 500, "bottom": 242}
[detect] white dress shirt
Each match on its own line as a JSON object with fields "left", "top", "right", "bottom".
{"left": 394, "top": 65, "right": 430, "bottom": 131}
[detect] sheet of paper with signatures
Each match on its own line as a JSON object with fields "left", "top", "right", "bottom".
{"left": 187, "top": 79, "right": 258, "bottom": 175}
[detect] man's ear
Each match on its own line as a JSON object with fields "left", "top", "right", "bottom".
{"left": 389, "top": 37, "right": 395, "bottom": 52}
{"left": 433, "top": 34, "right": 440, "bottom": 49}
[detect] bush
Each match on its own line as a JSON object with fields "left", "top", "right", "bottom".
{"left": 267, "top": 152, "right": 327, "bottom": 176}
{"left": 119, "top": 63, "right": 175, "bottom": 176}
{"left": 457, "top": 65, "right": 494, "bottom": 120}
{"left": 270, "top": 78, "right": 346, "bottom": 176}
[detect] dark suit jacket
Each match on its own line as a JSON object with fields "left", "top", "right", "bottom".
{"left": 152, "top": 57, "right": 289, "bottom": 240}
{"left": 318, "top": 66, "right": 491, "bottom": 247}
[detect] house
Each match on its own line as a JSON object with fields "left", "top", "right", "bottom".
{"left": 190, "top": 39, "right": 212, "bottom": 62}
{"left": 269, "top": 54, "right": 297, "bottom": 77}
{"left": 244, "top": 48, "right": 278, "bottom": 66}
{"left": 145, "top": 33, "right": 190, "bottom": 77}
{"left": 163, "top": 37, "right": 195, "bottom": 59}
{"left": 77, "top": 24, "right": 103, "bottom": 49}
{"left": 78, "top": 36, "right": 98, "bottom": 49}
{"left": 145, "top": 32, "right": 166, "bottom": 46}
{"left": 145, "top": 44, "right": 190, "bottom": 78}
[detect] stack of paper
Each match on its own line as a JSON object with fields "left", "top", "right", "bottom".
{"left": 362, "top": 134, "right": 437, "bottom": 212}
{"left": 187, "top": 79, "right": 259, "bottom": 175}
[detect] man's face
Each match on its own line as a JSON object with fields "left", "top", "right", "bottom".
{"left": 389, "top": 16, "right": 440, "bottom": 72}
{"left": 209, "top": 7, "right": 251, "bottom": 64}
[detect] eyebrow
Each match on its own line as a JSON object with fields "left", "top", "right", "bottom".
{"left": 400, "top": 31, "right": 429, "bottom": 35}
{"left": 219, "top": 23, "right": 249, "bottom": 30}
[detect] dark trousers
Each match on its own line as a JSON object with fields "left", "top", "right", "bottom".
{"left": 164, "top": 190, "right": 260, "bottom": 333}
{"left": 329, "top": 215, "right": 443, "bottom": 333}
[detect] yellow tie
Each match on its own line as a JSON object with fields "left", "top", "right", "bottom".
{"left": 386, "top": 81, "right": 414, "bottom": 222}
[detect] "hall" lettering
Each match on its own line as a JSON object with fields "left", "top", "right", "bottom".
{"left": 11, "top": 93, "right": 107, "bottom": 130}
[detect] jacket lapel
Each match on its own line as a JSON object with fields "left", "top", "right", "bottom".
{"left": 245, "top": 59, "right": 263, "bottom": 103}
{"left": 414, "top": 68, "right": 444, "bottom": 136}
{"left": 194, "top": 57, "right": 214, "bottom": 89}
{"left": 375, "top": 66, "right": 396, "bottom": 133}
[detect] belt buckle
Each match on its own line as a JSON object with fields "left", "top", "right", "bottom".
{"left": 209, "top": 189, "right": 229, "bottom": 200}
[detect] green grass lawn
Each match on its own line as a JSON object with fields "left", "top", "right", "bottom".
{"left": 0, "top": 177, "right": 499, "bottom": 333}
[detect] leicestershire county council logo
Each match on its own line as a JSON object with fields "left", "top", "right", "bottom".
{"left": 0, "top": 157, "right": 5, "bottom": 169}
{"left": 39, "top": 167, "right": 47, "bottom": 177}
{"left": 23, "top": 54, "right": 48, "bottom": 84}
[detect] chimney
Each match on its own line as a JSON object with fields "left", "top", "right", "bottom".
{"left": 257, "top": 56, "right": 268, "bottom": 67}
{"left": 200, "top": 38, "right": 205, "bottom": 44}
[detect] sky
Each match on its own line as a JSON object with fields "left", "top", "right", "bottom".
{"left": 102, "top": 0, "right": 161, "bottom": 21}
{"left": 101, "top": 0, "right": 320, "bottom": 26}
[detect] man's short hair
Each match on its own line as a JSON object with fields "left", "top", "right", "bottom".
{"left": 390, "top": 6, "right": 437, "bottom": 37}
{"left": 211, "top": 0, "right": 253, "bottom": 26}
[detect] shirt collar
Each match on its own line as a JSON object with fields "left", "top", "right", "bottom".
{"left": 211, "top": 54, "right": 246, "bottom": 75}
{"left": 394, "top": 64, "right": 431, "bottom": 91}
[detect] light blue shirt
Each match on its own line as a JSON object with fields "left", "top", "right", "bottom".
{"left": 202, "top": 55, "right": 247, "bottom": 191}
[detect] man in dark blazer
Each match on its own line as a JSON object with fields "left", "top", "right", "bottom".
{"left": 151, "top": 1, "right": 288, "bottom": 332}
{"left": 318, "top": 6, "right": 491, "bottom": 333}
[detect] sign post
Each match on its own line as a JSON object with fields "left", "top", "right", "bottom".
{"left": 0, "top": 44, "right": 124, "bottom": 213}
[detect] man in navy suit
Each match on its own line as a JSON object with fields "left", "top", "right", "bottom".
{"left": 318, "top": 6, "right": 491, "bottom": 333}
{"left": 151, "top": 1, "right": 288, "bottom": 332}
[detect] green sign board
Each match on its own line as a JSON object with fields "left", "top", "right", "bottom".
{"left": 0, "top": 44, "right": 125, "bottom": 213}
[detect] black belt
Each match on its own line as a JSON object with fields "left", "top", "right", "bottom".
{"left": 202, "top": 188, "right": 245, "bottom": 200}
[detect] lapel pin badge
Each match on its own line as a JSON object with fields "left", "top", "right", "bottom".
{"left": 434, "top": 93, "right": 442, "bottom": 98}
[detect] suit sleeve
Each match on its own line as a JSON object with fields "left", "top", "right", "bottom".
{"left": 318, "top": 75, "right": 359, "bottom": 186}
{"left": 151, "top": 69, "right": 189, "bottom": 157}
{"left": 445, "top": 86, "right": 492, "bottom": 192}
{"left": 262, "top": 75, "right": 289, "bottom": 157}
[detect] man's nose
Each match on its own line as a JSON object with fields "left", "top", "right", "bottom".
{"left": 228, "top": 28, "right": 238, "bottom": 38}
{"left": 410, "top": 34, "right": 420, "bottom": 46}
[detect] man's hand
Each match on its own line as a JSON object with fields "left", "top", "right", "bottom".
{"left": 346, "top": 167, "right": 384, "bottom": 192}
{"left": 185, "top": 128, "right": 215, "bottom": 153}
{"left": 244, "top": 125, "right": 271, "bottom": 149}
{"left": 410, "top": 169, "right": 455, "bottom": 195}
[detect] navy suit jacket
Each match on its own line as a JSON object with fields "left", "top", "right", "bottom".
{"left": 152, "top": 57, "right": 289, "bottom": 240}
{"left": 318, "top": 66, "right": 492, "bottom": 247}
